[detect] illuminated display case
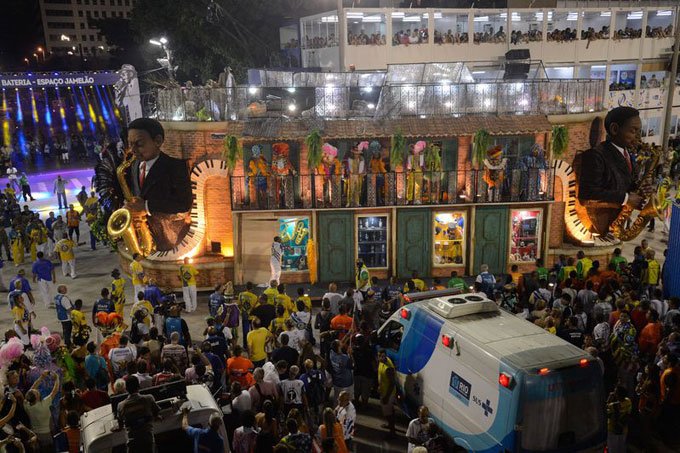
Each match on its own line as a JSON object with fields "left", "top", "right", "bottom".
{"left": 279, "top": 217, "right": 310, "bottom": 271}
{"left": 509, "top": 209, "right": 542, "bottom": 263}
{"left": 356, "top": 214, "right": 389, "bottom": 269}
{"left": 433, "top": 211, "right": 466, "bottom": 266}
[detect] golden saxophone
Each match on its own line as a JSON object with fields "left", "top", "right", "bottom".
{"left": 106, "top": 151, "right": 155, "bottom": 256}
{"left": 609, "top": 146, "right": 664, "bottom": 241}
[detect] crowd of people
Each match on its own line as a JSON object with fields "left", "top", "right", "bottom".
{"left": 347, "top": 31, "right": 386, "bottom": 46}
{"left": 487, "top": 240, "right": 678, "bottom": 453}
{"left": 473, "top": 26, "right": 505, "bottom": 44}
{"left": 302, "top": 35, "right": 339, "bottom": 50}
{"left": 433, "top": 29, "right": 469, "bottom": 44}
{"left": 646, "top": 24, "right": 673, "bottom": 38}
{"left": 393, "top": 28, "right": 429, "bottom": 45}
{"left": 0, "top": 164, "right": 677, "bottom": 453}
{"left": 547, "top": 27, "right": 577, "bottom": 42}
{"left": 510, "top": 29, "right": 543, "bottom": 44}
{"left": 613, "top": 27, "right": 643, "bottom": 40}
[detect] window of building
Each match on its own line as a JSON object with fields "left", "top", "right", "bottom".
{"left": 433, "top": 212, "right": 466, "bottom": 266}
{"left": 546, "top": 11, "right": 577, "bottom": 42}
{"left": 90, "top": 34, "right": 95, "bottom": 41}
{"left": 509, "top": 209, "right": 542, "bottom": 263}
{"left": 640, "top": 71, "right": 666, "bottom": 88}
{"left": 278, "top": 217, "right": 310, "bottom": 272}
{"left": 92, "top": 0, "right": 97, "bottom": 4}
{"left": 577, "top": 64, "right": 606, "bottom": 80}
{"left": 44, "top": 0, "right": 73, "bottom": 3}
{"left": 84, "top": 0, "right": 89, "bottom": 4}
{"left": 80, "top": 23, "right": 85, "bottom": 28}
{"left": 119, "top": 11, "right": 123, "bottom": 17}
{"left": 646, "top": 10, "right": 674, "bottom": 38}
{"left": 609, "top": 63, "right": 637, "bottom": 90}
{"left": 670, "top": 115, "right": 678, "bottom": 135}
{"left": 510, "top": 11, "right": 543, "bottom": 44}
{"left": 545, "top": 66, "right": 574, "bottom": 79}
{"left": 301, "top": 12, "right": 338, "bottom": 49}
{"left": 125, "top": 0, "right": 130, "bottom": 5}
{"left": 78, "top": 10, "right": 83, "bottom": 17}
{"left": 642, "top": 116, "right": 661, "bottom": 138}
{"left": 356, "top": 215, "right": 388, "bottom": 269}
{"left": 82, "top": 34, "right": 87, "bottom": 40}
{"left": 77, "top": 0, "right": 82, "bottom": 3}
{"left": 93, "top": 11, "right": 99, "bottom": 17}
{"left": 102, "top": 11, "right": 107, "bottom": 18}
{"left": 110, "top": 0, "right": 114, "bottom": 5}
{"left": 392, "top": 11, "right": 428, "bottom": 46}
{"left": 126, "top": 11, "right": 131, "bottom": 18}
{"left": 580, "top": 11, "right": 610, "bottom": 41}
{"left": 45, "top": 9, "right": 74, "bottom": 16}
{"left": 346, "top": 11, "right": 386, "bottom": 46}
{"left": 86, "top": 11, "right": 91, "bottom": 17}
{"left": 118, "top": 0, "right": 122, "bottom": 5}
{"left": 491, "top": 135, "right": 536, "bottom": 167}
{"left": 472, "top": 12, "right": 506, "bottom": 44}
{"left": 614, "top": 10, "right": 642, "bottom": 39}
{"left": 434, "top": 12, "right": 468, "bottom": 44}
{"left": 47, "top": 22, "right": 76, "bottom": 29}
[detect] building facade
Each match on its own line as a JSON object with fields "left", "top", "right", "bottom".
{"left": 38, "top": 0, "right": 135, "bottom": 57}
{"left": 297, "top": 3, "right": 679, "bottom": 145}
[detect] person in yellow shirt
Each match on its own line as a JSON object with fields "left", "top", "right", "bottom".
{"left": 295, "top": 287, "right": 312, "bottom": 312}
{"left": 12, "top": 294, "right": 31, "bottom": 346}
{"left": 404, "top": 271, "right": 426, "bottom": 292}
{"left": 55, "top": 233, "right": 76, "bottom": 278}
{"left": 71, "top": 299, "right": 91, "bottom": 346}
{"left": 131, "top": 291, "right": 154, "bottom": 327}
{"left": 263, "top": 280, "right": 279, "bottom": 305}
{"left": 237, "top": 281, "right": 258, "bottom": 349}
{"left": 644, "top": 249, "right": 660, "bottom": 292}
{"left": 129, "top": 253, "right": 145, "bottom": 298}
{"left": 4, "top": 183, "right": 16, "bottom": 201}
{"left": 269, "top": 304, "right": 287, "bottom": 336}
{"left": 110, "top": 269, "right": 127, "bottom": 316}
{"left": 9, "top": 226, "right": 23, "bottom": 266}
{"left": 247, "top": 318, "right": 272, "bottom": 367}
{"left": 378, "top": 349, "right": 396, "bottom": 437}
{"left": 28, "top": 226, "right": 41, "bottom": 262}
{"left": 576, "top": 250, "right": 593, "bottom": 280}
{"left": 179, "top": 257, "right": 198, "bottom": 313}
{"left": 275, "top": 283, "right": 295, "bottom": 320}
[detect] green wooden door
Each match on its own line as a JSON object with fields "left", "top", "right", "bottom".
{"left": 397, "top": 209, "right": 432, "bottom": 278}
{"left": 473, "top": 207, "right": 509, "bottom": 275}
{"left": 318, "top": 211, "right": 353, "bottom": 283}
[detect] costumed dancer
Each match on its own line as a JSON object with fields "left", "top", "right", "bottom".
{"left": 271, "top": 142, "right": 297, "bottom": 209}
{"left": 406, "top": 140, "right": 426, "bottom": 205}
{"left": 347, "top": 142, "right": 367, "bottom": 207}
{"left": 483, "top": 145, "right": 507, "bottom": 202}
{"left": 270, "top": 236, "right": 283, "bottom": 285}
{"left": 425, "top": 142, "right": 443, "bottom": 204}
{"left": 247, "top": 145, "right": 269, "bottom": 208}
{"left": 111, "top": 269, "right": 127, "bottom": 317}
{"left": 369, "top": 141, "right": 387, "bottom": 205}
{"left": 317, "top": 143, "right": 342, "bottom": 206}
{"left": 518, "top": 143, "right": 548, "bottom": 201}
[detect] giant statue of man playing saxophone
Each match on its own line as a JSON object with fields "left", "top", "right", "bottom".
{"left": 122, "top": 118, "right": 192, "bottom": 252}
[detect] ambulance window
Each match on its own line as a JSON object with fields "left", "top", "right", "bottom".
{"left": 380, "top": 320, "right": 404, "bottom": 351}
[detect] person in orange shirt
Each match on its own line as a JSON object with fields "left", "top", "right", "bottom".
{"left": 638, "top": 310, "right": 663, "bottom": 357}
{"left": 599, "top": 262, "right": 621, "bottom": 287}
{"left": 66, "top": 204, "right": 82, "bottom": 244}
{"left": 659, "top": 353, "right": 680, "bottom": 442}
{"left": 330, "top": 304, "right": 353, "bottom": 341}
{"left": 226, "top": 345, "right": 254, "bottom": 388}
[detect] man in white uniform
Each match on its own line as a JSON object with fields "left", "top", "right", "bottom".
{"left": 270, "top": 236, "right": 283, "bottom": 285}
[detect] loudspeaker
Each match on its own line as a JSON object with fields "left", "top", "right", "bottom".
{"left": 505, "top": 49, "right": 531, "bottom": 60}
{"left": 503, "top": 62, "right": 530, "bottom": 80}
{"left": 211, "top": 241, "right": 221, "bottom": 253}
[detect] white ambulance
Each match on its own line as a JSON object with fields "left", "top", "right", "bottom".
{"left": 375, "top": 291, "right": 606, "bottom": 452}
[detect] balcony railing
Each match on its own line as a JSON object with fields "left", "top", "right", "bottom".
{"left": 152, "top": 79, "right": 604, "bottom": 121}
{"left": 230, "top": 168, "right": 555, "bottom": 211}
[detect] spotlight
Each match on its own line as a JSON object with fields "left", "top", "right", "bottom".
{"left": 287, "top": 103, "right": 297, "bottom": 112}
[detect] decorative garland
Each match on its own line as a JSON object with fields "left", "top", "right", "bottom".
{"left": 91, "top": 210, "right": 117, "bottom": 251}
{"left": 222, "top": 135, "right": 242, "bottom": 172}
{"left": 390, "top": 130, "right": 406, "bottom": 168}
{"left": 551, "top": 125, "right": 569, "bottom": 158}
{"left": 472, "top": 129, "right": 491, "bottom": 168}
{"left": 305, "top": 129, "right": 323, "bottom": 169}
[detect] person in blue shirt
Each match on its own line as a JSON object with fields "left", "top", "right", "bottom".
{"left": 92, "top": 288, "right": 116, "bottom": 326}
{"left": 32, "top": 251, "right": 56, "bottom": 309}
{"left": 10, "top": 269, "right": 35, "bottom": 307}
{"left": 208, "top": 284, "right": 225, "bottom": 318}
{"left": 181, "top": 406, "right": 224, "bottom": 453}
{"left": 54, "top": 285, "right": 73, "bottom": 348}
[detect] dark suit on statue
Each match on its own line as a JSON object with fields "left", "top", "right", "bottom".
{"left": 578, "top": 140, "right": 635, "bottom": 235}
{"left": 128, "top": 151, "right": 192, "bottom": 251}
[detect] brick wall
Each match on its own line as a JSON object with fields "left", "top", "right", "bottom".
{"left": 205, "top": 177, "right": 233, "bottom": 255}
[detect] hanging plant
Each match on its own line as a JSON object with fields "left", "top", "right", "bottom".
{"left": 195, "top": 107, "right": 211, "bottom": 122}
{"left": 305, "top": 129, "right": 323, "bottom": 169}
{"left": 390, "top": 131, "right": 406, "bottom": 168}
{"left": 472, "top": 129, "right": 491, "bottom": 167}
{"left": 551, "top": 125, "right": 569, "bottom": 158}
{"left": 221, "top": 135, "right": 242, "bottom": 172}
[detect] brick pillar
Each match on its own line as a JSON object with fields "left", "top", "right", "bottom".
{"left": 457, "top": 135, "right": 471, "bottom": 198}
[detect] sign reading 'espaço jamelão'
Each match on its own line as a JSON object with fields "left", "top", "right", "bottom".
{"left": 0, "top": 72, "right": 120, "bottom": 88}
